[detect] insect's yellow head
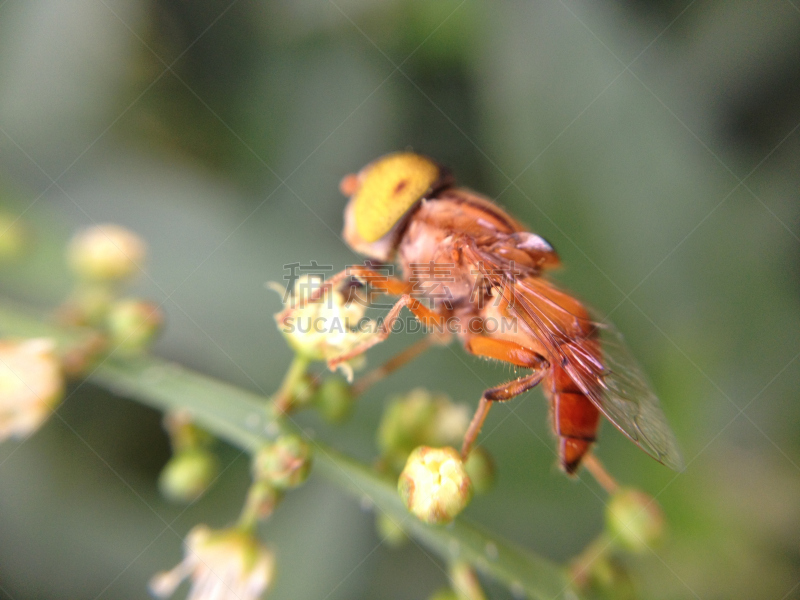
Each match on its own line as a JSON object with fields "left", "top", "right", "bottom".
{"left": 342, "top": 152, "right": 449, "bottom": 259}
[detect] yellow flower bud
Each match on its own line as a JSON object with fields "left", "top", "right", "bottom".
{"left": 274, "top": 275, "right": 373, "bottom": 380}
{"left": 0, "top": 338, "right": 63, "bottom": 441}
{"left": 606, "top": 488, "right": 665, "bottom": 552}
{"left": 398, "top": 446, "right": 472, "bottom": 525}
{"left": 68, "top": 224, "right": 146, "bottom": 282}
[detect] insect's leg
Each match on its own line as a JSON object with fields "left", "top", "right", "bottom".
{"left": 351, "top": 336, "right": 435, "bottom": 397}
{"left": 460, "top": 336, "right": 549, "bottom": 458}
{"left": 276, "top": 266, "right": 409, "bottom": 325}
{"left": 327, "top": 295, "right": 448, "bottom": 369}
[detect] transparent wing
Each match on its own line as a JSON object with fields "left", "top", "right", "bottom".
{"left": 467, "top": 242, "right": 684, "bottom": 470}
{"left": 584, "top": 324, "right": 684, "bottom": 470}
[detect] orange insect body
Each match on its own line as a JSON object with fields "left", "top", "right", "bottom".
{"left": 283, "top": 152, "right": 682, "bottom": 475}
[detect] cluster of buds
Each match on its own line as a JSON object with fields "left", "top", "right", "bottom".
{"left": 274, "top": 275, "right": 374, "bottom": 381}
{"left": 377, "top": 389, "right": 469, "bottom": 472}
{"left": 150, "top": 524, "right": 275, "bottom": 600}
{"left": 158, "top": 412, "right": 219, "bottom": 504}
{"left": 0, "top": 338, "right": 64, "bottom": 442}
{"left": 60, "top": 224, "right": 163, "bottom": 357}
{"left": 377, "top": 388, "right": 494, "bottom": 492}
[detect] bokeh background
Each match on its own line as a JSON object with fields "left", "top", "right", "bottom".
{"left": 0, "top": 1, "right": 798, "bottom": 598}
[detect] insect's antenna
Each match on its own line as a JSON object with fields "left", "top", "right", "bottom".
{"left": 582, "top": 453, "right": 620, "bottom": 494}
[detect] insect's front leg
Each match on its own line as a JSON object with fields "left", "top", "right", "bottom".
{"left": 327, "top": 295, "right": 449, "bottom": 369}
{"left": 275, "top": 265, "right": 409, "bottom": 326}
{"left": 460, "top": 336, "right": 549, "bottom": 458}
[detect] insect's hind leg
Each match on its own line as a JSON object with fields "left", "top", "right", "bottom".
{"left": 460, "top": 336, "right": 549, "bottom": 459}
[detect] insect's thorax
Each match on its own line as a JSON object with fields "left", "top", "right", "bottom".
{"left": 396, "top": 190, "right": 524, "bottom": 313}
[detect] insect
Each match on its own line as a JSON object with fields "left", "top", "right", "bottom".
{"left": 280, "top": 152, "right": 682, "bottom": 475}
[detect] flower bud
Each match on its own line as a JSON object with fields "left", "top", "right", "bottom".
{"left": 158, "top": 447, "right": 219, "bottom": 503}
{"left": 378, "top": 389, "right": 469, "bottom": 473}
{"left": 464, "top": 446, "right": 495, "bottom": 495}
{"left": 606, "top": 488, "right": 665, "bottom": 552}
{"left": 398, "top": 446, "right": 472, "bottom": 525}
{"left": 0, "top": 338, "right": 63, "bottom": 441}
{"left": 68, "top": 224, "right": 146, "bottom": 282}
{"left": 253, "top": 434, "right": 312, "bottom": 490}
{"left": 106, "top": 299, "right": 163, "bottom": 352}
{"left": 312, "top": 377, "right": 355, "bottom": 423}
{"left": 150, "top": 524, "right": 275, "bottom": 600}
{"left": 275, "top": 275, "right": 372, "bottom": 377}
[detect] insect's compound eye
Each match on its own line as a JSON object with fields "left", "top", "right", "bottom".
{"left": 351, "top": 152, "right": 443, "bottom": 242}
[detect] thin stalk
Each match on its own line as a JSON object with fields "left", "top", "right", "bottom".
{"left": 0, "top": 299, "right": 579, "bottom": 600}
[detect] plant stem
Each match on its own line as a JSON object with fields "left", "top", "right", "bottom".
{"left": 0, "top": 298, "right": 579, "bottom": 600}
{"left": 273, "top": 353, "right": 310, "bottom": 413}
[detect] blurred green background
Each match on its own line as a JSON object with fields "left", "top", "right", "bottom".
{"left": 0, "top": 0, "right": 798, "bottom": 598}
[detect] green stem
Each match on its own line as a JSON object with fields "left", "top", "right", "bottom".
{"left": 0, "top": 299, "right": 579, "bottom": 600}
{"left": 273, "top": 353, "right": 310, "bottom": 413}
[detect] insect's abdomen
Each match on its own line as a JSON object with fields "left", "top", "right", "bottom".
{"left": 548, "top": 357, "right": 601, "bottom": 474}
{"left": 527, "top": 278, "right": 603, "bottom": 474}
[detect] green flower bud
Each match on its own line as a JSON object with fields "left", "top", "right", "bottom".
{"left": 312, "top": 377, "right": 355, "bottom": 423}
{"left": 375, "top": 513, "right": 408, "bottom": 547}
{"left": 398, "top": 446, "right": 472, "bottom": 525}
{"left": 68, "top": 224, "right": 146, "bottom": 282}
{"left": 107, "top": 299, "right": 163, "bottom": 353}
{"left": 464, "top": 446, "right": 495, "bottom": 495}
{"left": 606, "top": 488, "right": 665, "bottom": 552}
{"left": 378, "top": 389, "right": 469, "bottom": 473}
{"left": 253, "top": 434, "right": 312, "bottom": 490}
{"left": 158, "top": 447, "right": 219, "bottom": 503}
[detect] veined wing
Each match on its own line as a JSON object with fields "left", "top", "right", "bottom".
{"left": 467, "top": 243, "right": 684, "bottom": 471}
